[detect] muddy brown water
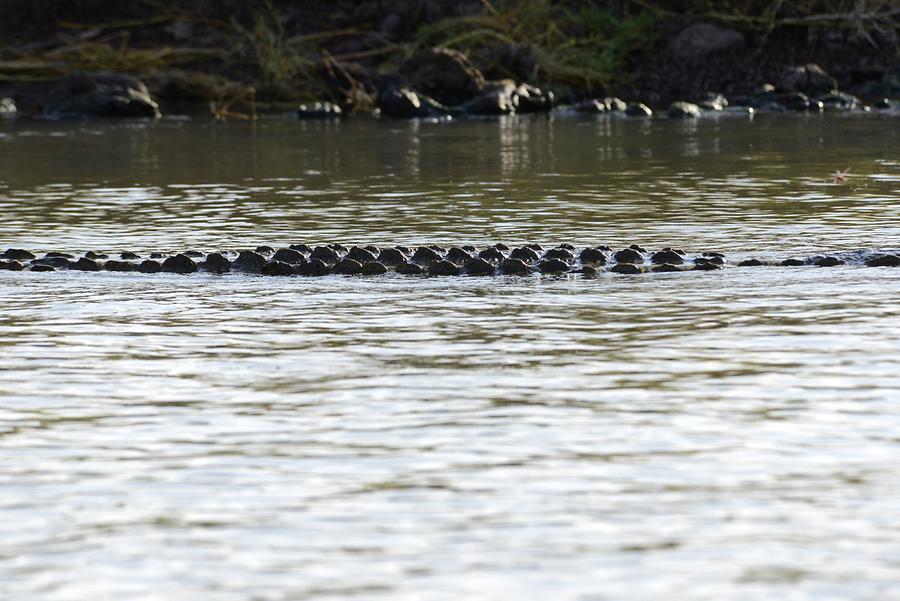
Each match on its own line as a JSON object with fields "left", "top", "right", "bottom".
{"left": 1, "top": 112, "right": 900, "bottom": 600}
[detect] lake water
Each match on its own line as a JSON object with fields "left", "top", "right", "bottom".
{"left": 1, "top": 112, "right": 899, "bottom": 600}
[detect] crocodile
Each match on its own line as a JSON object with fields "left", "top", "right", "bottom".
{"left": 2, "top": 244, "right": 899, "bottom": 276}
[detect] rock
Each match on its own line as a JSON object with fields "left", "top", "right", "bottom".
{"left": 0, "top": 260, "right": 25, "bottom": 271}
{"left": 138, "top": 260, "right": 162, "bottom": 273}
{"left": 150, "top": 252, "right": 165, "bottom": 259}
{"left": 347, "top": 246, "right": 378, "bottom": 264}
{"left": 261, "top": 260, "right": 296, "bottom": 276}
{"left": 575, "top": 97, "right": 626, "bottom": 113}
{"left": 874, "top": 98, "right": 893, "bottom": 110}
{"left": 71, "top": 257, "right": 101, "bottom": 271}
{"left": 232, "top": 250, "right": 267, "bottom": 273}
{"left": 581, "top": 266, "right": 599, "bottom": 277}
{"left": 396, "top": 261, "right": 425, "bottom": 275}
{"left": 580, "top": 247, "right": 608, "bottom": 265}
{"left": 865, "top": 254, "right": 900, "bottom": 267}
{"left": 738, "top": 259, "right": 765, "bottom": 267}
{"left": 464, "top": 257, "right": 496, "bottom": 276}
{"left": 376, "top": 247, "right": 408, "bottom": 266}
{"left": 44, "top": 73, "right": 160, "bottom": 119}
{"left": 611, "top": 263, "right": 642, "bottom": 274}
{"left": 84, "top": 250, "right": 108, "bottom": 260}
{"left": 379, "top": 87, "right": 447, "bottom": 118}
{"left": 198, "top": 252, "right": 232, "bottom": 273}
{"left": 361, "top": 261, "right": 388, "bottom": 275}
{"left": 613, "top": 248, "right": 644, "bottom": 263}
{"left": 162, "top": 254, "right": 197, "bottom": 274}
{"left": 514, "top": 84, "right": 554, "bottom": 113}
{"left": 693, "top": 259, "right": 722, "bottom": 270}
{"left": 625, "top": 103, "right": 653, "bottom": 118}
{"left": 103, "top": 260, "right": 135, "bottom": 272}
{"left": 272, "top": 248, "right": 305, "bottom": 264}
{"left": 333, "top": 258, "right": 364, "bottom": 275}
{"left": 4, "top": 249, "right": 35, "bottom": 261}
{"left": 310, "top": 245, "right": 341, "bottom": 264}
{"left": 814, "top": 256, "right": 845, "bottom": 267}
{"left": 668, "top": 101, "right": 701, "bottom": 119}
{"left": 429, "top": 260, "right": 461, "bottom": 276}
{"left": 510, "top": 246, "right": 540, "bottom": 263}
{"left": 543, "top": 248, "right": 574, "bottom": 263}
{"left": 630, "top": 244, "right": 648, "bottom": 253}
{"left": 538, "top": 258, "right": 570, "bottom": 273}
{"left": 411, "top": 246, "right": 442, "bottom": 266}
{"left": 400, "top": 47, "right": 485, "bottom": 106}
{"left": 478, "top": 247, "right": 506, "bottom": 263}
{"left": 652, "top": 263, "right": 681, "bottom": 272}
{"left": 33, "top": 256, "right": 71, "bottom": 268}
{"left": 445, "top": 247, "right": 473, "bottom": 265}
{"left": 183, "top": 250, "right": 204, "bottom": 258}
{"left": 818, "top": 91, "right": 859, "bottom": 111}
{"left": 781, "top": 258, "right": 805, "bottom": 266}
{"left": 300, "top": 258, "right": 330, "bottom": 276}
{"left": 0, "top": 97, "right": 16, "bottom": 118}
{"left": 699, "top": 93, "right": 728, "bottom": 111}
{"left": 296, "top": 102, "right": 342, "bottom": 119}
{"left": 668, "top": 23, "right": 745, "bottom": 61}
{"left": 464, "top": 80, "right": 517, "bottom": 115}
{"left": 30, "top": 264, "right": 55, "bottom": 272}
{"left": 500, "top": 258, "right": 531, "bottom": 275}
{"left": 779, "top": 64, "right": 837, "bottom": 96}
{"left": 651, "top": 250, "right": 684, "bottom": 264}
{"left": 255, "top": 245, "right": 275, "bottom": 256}
{"left": 289, "top": 243, "right": 312, "bottom": 254}
{"left": 120, "top": 251, "right": 141, "bottom": 260}
{"left": 45, "top": 251, "right": 75, "bottom": 258}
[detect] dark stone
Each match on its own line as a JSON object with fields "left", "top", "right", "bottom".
{"left": 120, "top": 251, "right": 141, "bottom": 260}
{"left": 347, "top": 246, "right": 378, "bottom": 264}
{"left": 514, "top": 84, "right": 554, "bottom": 113}
{"left": 333, "top": 258, "right": 364, "bottom": 275}
{"left": 738, "top": 259, "right": 765, "bottom": 267}
{"left": 396, "top": 261, "right": 425, "bottom": 275}
{"left": 818, "top": 91, "right": 859, "bottom": 111}
{"left": 411, "top": 246, "right": 442, "bottom": 266}
{"left": 581, "top": 266, "right": 599, "bottom": 277}
{"left": 652, "top": 263, "right": 681, "bottom": 273}
{"left": 296, "top": 102, "right": 342, "bottom": 119}
{"left": 255, "top": 245, "right": 275, "bottom": 256}
{"left": 3, "top": 248, "right": 35, "bottom": 261}
{"left": 866, "top": 254, "right": 900, "bottom": 267}
{"left": 396, "top": 245, "right": 413, "bottom": 256}
{"left": 34, "top": 256, "right": 71, "bottom": 268}
{"left": 330, "top": 243, "right": 350, "bottom": 255}
{"left": 775, "top": 92, "right": 819, "bottom": 111}
{"left": 44, "top": 73, "right": 160, "bottom": 119}
{"left": 611, "top": 263, "right": 642, "bottom": 274}
{"left": 150, "top": 252, "right": 165, "bottom": 259}
{"left": 559, "top": 243, "right": 576, "bottom": 250}
{"left": 779, "top": 64, "right": 837, "bottom": 96}
{"left": 575, "top": 97, "right": 626, "bottom": 113}
{"left": 379, "top": 87, "right": 447, "bottom": 118}
{"left": 494, "top": 243, "right": 510, "bottom": 252}
{"left": 84, "top": 250, "right": 108, "bottom": 260}
{"left": 103, "top": 260, "right": 135, "bottom": 272}
{"left": 463, "top": 257, "right": 496, "bottom": 276}
{"left": 261, "top": 260, "right": 297, "bottom": 276}
{"left": 874, "top": 98, "right": 892, "bottom": 110}
{"left": 543, "top": 248, "right": 574, "bottom": 262}
{"left": 525, "top": 243, "right": 544, "bottom": 252}
{"left": 814, "top": 256, "right": 845, "bottom": 267}
{"left": 71, "top": 257, "right": 101, "bottom": 271}
{"left": 182, "top": 250, "right": 204, "bottom": 258}
{"left": 580, "top": 247, "right": 608, "bottom": 265}
{"left": 478, "top": 247, "right": 506, "bottom": 263}
{"left": 376, "top": 247, "right": 408, "bottom": 267}
{"left": 699, "top": 93, "right": 728, "bottom": 111}
{"left": 464, "top": 80, "right": 517, "bottom": 115}
{"left": 0, "top": 260, "right": 25, "bottom": 271}
{"left": 538, "top": 258, "right": 570, "bottom": 274}
{"left": 300, "top": 258, "right": 330, "bottom": 276}
{"left": 702, "top": 254, "right": 725, "bottom": 265}
{"left": 429, "top": 260, "right": 460, "bottom": 276}
{"left": 500, "top": 258, "right": 531, "bottom": 275}
{"left": 781, "top": 258, "right": 805, "bottom": 266}
{"left": 362, "top": 261, "right": 389, "bottom": 275}
{"left": 613, "top": 248, "right": 644, "bottom": 263}
{"left": 400, "top": 47, "right": 485, "bottom": 106}
{"left": 668, "top": 23, "right": 745, "bottom": 61}
{"left": 45, "top": 251, "right": 75, "bottom": 259}
{"left": 138, "top": 260, "right": 162, "bottom": 273}
{"left": 445, "top": 247, "right": 473, "bottom": 265}
{"left": 364, "top": 245, "right": 380, "bottom": 254}
{"left": 668, "top": 101, "right": 701, "bottom": 118}
{"left": 310, "top": 245, "right": 340, "bottom": 264}
{"left": 162, "top": 254, "right": 197, "bottom": 274}
{"left": 510, "top": 246, "right": 540, "bottom": 263}
{"left": 198, "top": 252, "right": 232, "bottom": 273}
{"left": 273, "top": 248, "right": 305, "bottom": 264}
{"left": 30, "top": 264, "right": 55, "bottom": 272}
{"left": 625, "top": 103, "right": 652, "bottom": 118}
{"left": 289, "top": 244, "right": 312, "bottom": 254}
{"left": 693, "top": 261, "right": 722, "bottom": 271}
{"left": 629, "top": 244, "right": 648, "bottom": 253}
{"left": 232, "top": 250, "right": 267, "bottom": 273}
{"left": 651, "top": 250, "right": 685, "bottom": 265}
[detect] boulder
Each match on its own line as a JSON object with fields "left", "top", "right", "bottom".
{"left": 613, "top": 248, "right": 644, "bottom": 263}
{"left": 0, "top": 97, "right": 16, "bottom": 118}
{"left": 378, "top": 87, "right": 447, "bottom": 118}
{"left": 396, "top": 261, "right": 425, "bottom": 275}
{"left": 668, "top": 101, "right": 701, "bottom": 118}
{"left": 272, "top": 248, "right": 305, "bottom": 264}
{"left": 464, "top": 80, "right": 517, "bottom": 115}
{"left": 625, "top": 103, "right": 653, "bottom": 118}
{"left": 361, "top": 261, "right": 388, "bottom": 275}
{"left": 779, "top": 64, "right": 837, "bottom": 96}
{"left": 500, "top": 258, "right": 531, "bottom": 275}
{"left": 3, "top": 248, "right": 35, "bottom": 261}
{"left": 138, "top": 260, "right": 162, "bottom": 273}
{"left": 668, "top": 23, "right": 745, "bottom": 61}
{"left": 818, "top": 91, "right": 859, "bottom": 111}
{"left": 198, "top": 252, "right": 232, "bottom": 273}
{"left": 333, "top": 258, "right": 364, "bottom": 275}
{"left": 538, "top": 258, "right": 570, "bottom": 274}
{"left": 44, "top": 73, "right": 160, "bottom": 119}
{"left": 429, "top": 260, "right": 460, "bottom": 276}
{"left": 103, "top": 260, "right": 135, "bottom": 272}
{"left": 162, "top": 254, "right": 197, "bottom": 274}
{"left": 376, "top": 247, "right": 408, "bottom": 266}
{"left": 463, "top": 257, "right": 496, "bottom": 276}
{"left": 575, "top": 97, "right": 626, "bottom": 113}
{"left": 71, "top": 257, "right": 101, "bottom": 271}
{"left": 232, "top": 250, "right": 267, "bottom": 273}
{"left": 400, "top": 47, "right": 485, "bottom": 106}
{"left": 261, "top": 260, "right": 297, "bottom": 276}
{"left": 513, "top": 84, "right": 554, "bottom": 113}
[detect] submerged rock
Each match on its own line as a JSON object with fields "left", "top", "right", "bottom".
{"left": 625, "top": 103, "right": 653, "bottom": 118}
{"left": 71, "top": 257, "right": 101, "bottom": 271}
{"left": 668, "top": 101, "right": 701, "bottom": 118}
{"left": 866, "top": 254, "right": 900, "bottom": 267}
{"left": 44, "top": 73, "right": 160, "bottom": 119}
{"left": 379, "top": 87, "right": 447, "bottom": 118}
{"left": 575, "top": 97, "right": 626, "bottom": 114}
